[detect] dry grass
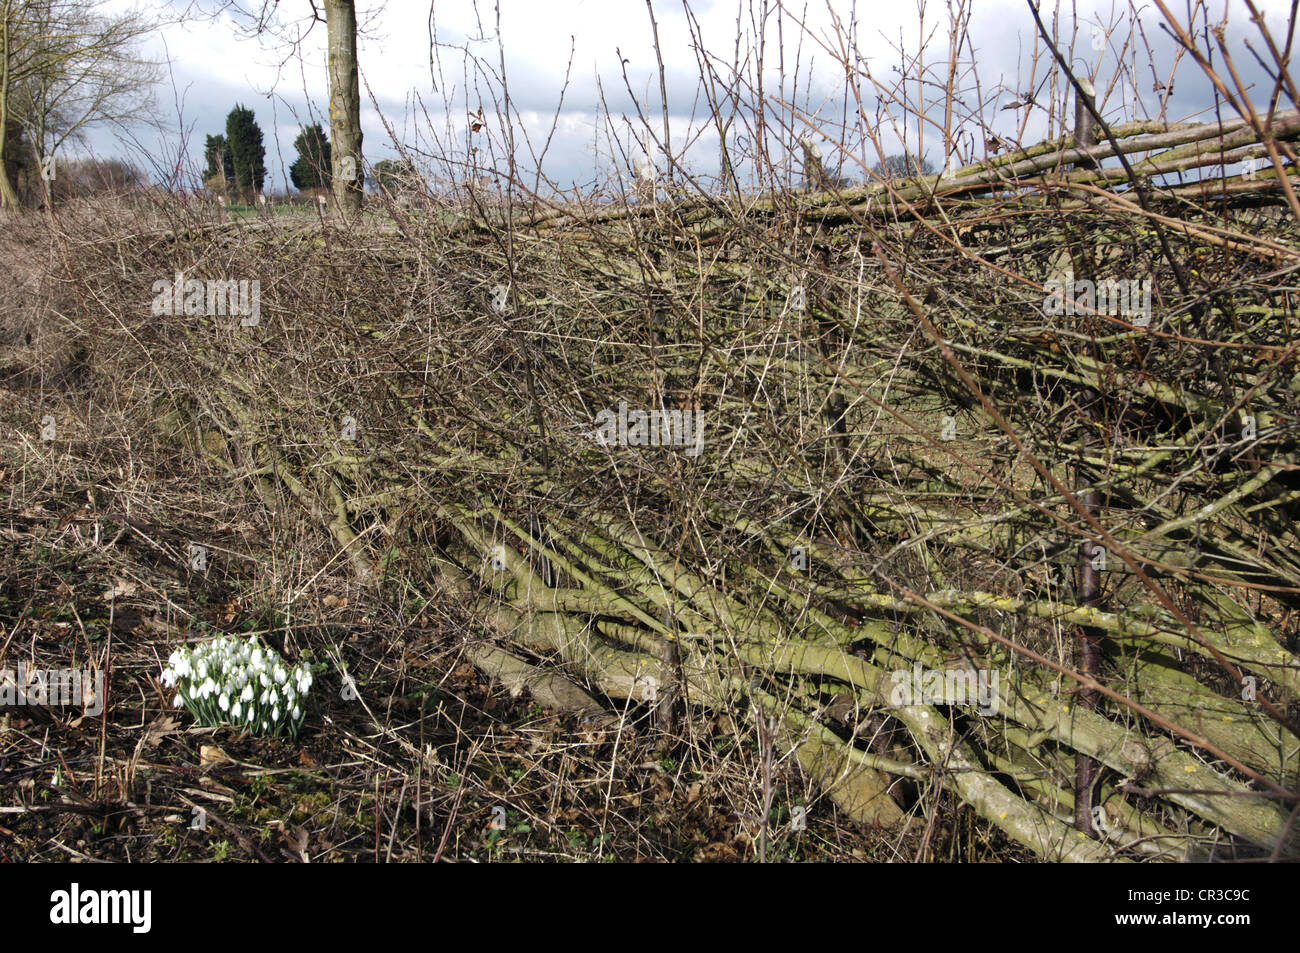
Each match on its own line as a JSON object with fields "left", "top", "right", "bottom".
{"left": 0, "top": 331, "right": 979, "bottom": 862}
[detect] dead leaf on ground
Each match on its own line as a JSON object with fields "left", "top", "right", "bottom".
{"left": 200, "top": 744, "right": 230, "bottom": 767}
{"left": 141, "top": 714, "right": 179, "bottom": 750}
{"left": 100, "top": 578, "right": 138, "bottom": 601}
{"left": 274, "top": 822, "right": 311, "bottom": 862}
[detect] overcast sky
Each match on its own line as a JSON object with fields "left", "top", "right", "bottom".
{"left": 89, "top": 0, "right": 1297, "bottom": 195}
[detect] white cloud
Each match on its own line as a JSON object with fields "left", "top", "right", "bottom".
{"left": 79, "top": 0, "right": 1300, "bottom": 192}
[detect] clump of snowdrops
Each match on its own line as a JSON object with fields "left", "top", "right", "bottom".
{"left": 161, "top": 635, "right": 313, "bottom": 739}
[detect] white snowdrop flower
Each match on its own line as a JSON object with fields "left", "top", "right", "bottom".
{"left": 164, "top": 636, "right": 311, "bottom": 738}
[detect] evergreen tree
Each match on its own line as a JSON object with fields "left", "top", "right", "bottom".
{"left": 871, "top": 153, "right": 933, "bottom": 179}
{"left": 2, "top": 118, "right": 31, "bottom": 203}
{"left": 372, "top": 157, "right": 418, "bottom": 194}
{"left": 224, "top": 104, "right": 266, "bottom": 195}
{"left": 203, "top": 134, "right": 234, "bottom": 184}
{"left": 289, "top": 123, "right": 331, "bottom": 191}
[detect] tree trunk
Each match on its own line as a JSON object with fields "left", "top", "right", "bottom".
{"left": 0, "top": 0, "right": 19, "bottom": 209}
{"left": 325, "top": 0, "right": 362, "bottom": 214}
{"left": 0, "top": 123, "right": 18, "bottom": 208}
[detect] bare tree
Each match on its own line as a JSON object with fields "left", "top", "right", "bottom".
{"left": 214, "top": 1, "right": 364, "bottom": 213}
{"left": 324, "top": 0, "right": 361, "bottom": 212}
{"left": 0, "top": 0, "right": 158, "bottom": 208}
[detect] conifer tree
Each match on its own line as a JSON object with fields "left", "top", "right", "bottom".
{"left": 225, "top": 104, "right": 266, "bottom": 196}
